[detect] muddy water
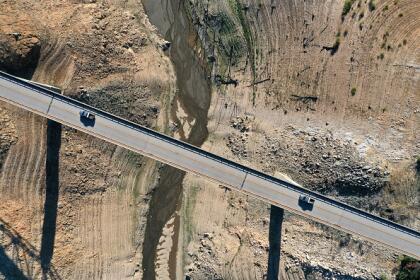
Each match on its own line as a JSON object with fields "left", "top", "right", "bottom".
{"left": 141, "top": 0, "right": 211, "bottom": 279}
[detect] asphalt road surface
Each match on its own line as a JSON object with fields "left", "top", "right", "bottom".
{"left": 0, "top": 71, "right": 419, "bottom": 258}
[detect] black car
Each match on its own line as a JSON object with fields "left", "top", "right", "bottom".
{"left": 79, "top": 110, "right": 95, "bottom": 120}
{"left": 299, "top": 195, "right": 315, "bottom": 205}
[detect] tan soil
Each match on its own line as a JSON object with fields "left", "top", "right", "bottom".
{"left": 0, "top": 0, "right": 176, "bottom": 279}
{"left": 180, "top": 0, "right": 419, "bottom": 279}
{"left": 0, "top": 0, "right": 418, "bottom": 279}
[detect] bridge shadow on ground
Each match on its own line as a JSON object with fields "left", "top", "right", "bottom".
{"left": 40, "top": 120, "right": 61, "bottom": 280}
{"left": 0, "top": 245, "right": 28, "bottom": 279}
{"left": 267, "top": 206, "right": 284, "bottom": 280}
{"left": 0, "top": 218, "right": 62, "bottom": 280}
{"left": 0, "top": 120, "right": 62, "bottom": 280}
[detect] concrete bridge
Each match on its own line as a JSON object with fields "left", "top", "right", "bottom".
{"left": 0, "top": 71, "right": 419, "bottom": 259}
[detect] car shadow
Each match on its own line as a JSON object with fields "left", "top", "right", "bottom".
{"left": 80, "top": 116, "right": 95, "bottom": 127}
{"left": 40, "top": 120, "right": 61, "bottom": 279}
{"left": 298, "top": 199, "right": 314, "bottom": 211}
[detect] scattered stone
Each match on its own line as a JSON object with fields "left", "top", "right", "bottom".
{"left": 161, "top": 41, "right": 171, "bottom": 51}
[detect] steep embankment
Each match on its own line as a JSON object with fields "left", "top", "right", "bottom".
{"left": 0, "top": 1, "right": 175, "bottom": 279}
{"left": 180, "top": 0, "right": 419, "bottom": 279}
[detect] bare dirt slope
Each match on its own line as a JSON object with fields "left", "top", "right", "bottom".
{"left": 0, "top": 1, "right": 175, "bottom": 279}
{"left": 180, "top": 0, "right": 419, "bottom": 279}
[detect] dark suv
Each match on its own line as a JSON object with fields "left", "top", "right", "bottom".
{"left": 299, "top": 195, "right": 315, "bottom": 205}
{"left": 79, "top": 110, "right": 95, "bottom": 120}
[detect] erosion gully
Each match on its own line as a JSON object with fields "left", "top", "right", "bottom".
{"left": 141, "top": 0, "right": 211, "bottom": 279}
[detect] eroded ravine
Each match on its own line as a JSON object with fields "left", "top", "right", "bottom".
{"left": 141, "top": 1, "right": 211, "bottom": 279}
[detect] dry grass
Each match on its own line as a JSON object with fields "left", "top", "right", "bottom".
{"left": 382, "top": 163, "right": 419, "bottom": 228}
{"left": 386, "top": 167, "right": 418, "bottom": 207}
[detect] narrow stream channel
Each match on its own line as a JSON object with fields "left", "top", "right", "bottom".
{"left": 141, "top": 1, "right": 211, "bottom": 279}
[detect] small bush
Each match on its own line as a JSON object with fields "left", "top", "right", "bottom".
{"left": 403, "top": 39, "right": 407, "bottom": 45}
{"left": 416, "top": 157, "right": 420, "bottom": 173}
{"left": 396, "top": 256, "right": 420, "bottom": 280}
{"left": 333, "top": 36, "right": 341, "bottom": 50}
{"left": 368, "top": 0, "right": 376, "bottom": 11}
{"left": 343, "top": 30, "right": 348, "bottom": 37}
{"left": 378, "top": 53, "right": 385, "bottom": 60}
{"left": 383, "top": 5, "right": 389, "bottom": 11}
{"left": 380, "top": 274, "right": 388, "bottom": 280}
{"left": 343, "top": 0, "right": 356, "bottom": 16}
{"left": 339, "top": 234, "right": 351, "bottom": 247}
{"left": 351, "top": 87, "right": 357, "bottom": 96}
{"left": 399, "top": 13, "right": 403, "bottom": 17}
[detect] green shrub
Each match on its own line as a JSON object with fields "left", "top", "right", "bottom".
{"left": 218, "top": 12, "right": 236, "bottom": 35}
{"left": 351, "top": 87, "right": 357, "bottom": 96}
{"left": 383, "top": 5, "right": 389, "bottom": 11}
{"left": 215, "top": 8, "right": 247, "bottom": 65}
{"left": 378, "top": 53, "right": 385, "bottom": 60}
{"left": 333, "top": 36, "right": 341, "bottom": 50}
{"left": 380, "top": 274, "right": 388, "bottom": 280}
{"left": 368, "top": 0, "right": 376, "bottom": 11}
{"left": 396, "top": 256, "right": 420, "bottom": 280}
{"left": 342, "top": 0, "right": 356, "bottom": 16}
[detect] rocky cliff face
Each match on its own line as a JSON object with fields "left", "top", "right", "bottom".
{"left": 0, "top": 32, "right": 41, "bottom": 79}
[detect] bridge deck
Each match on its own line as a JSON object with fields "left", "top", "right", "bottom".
{"left": 0, "top": 71, "right": 418, "bottom": 258}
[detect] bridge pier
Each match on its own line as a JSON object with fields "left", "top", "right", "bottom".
{"left": 267, "top": 206, "right": 284, "bottom": 280}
